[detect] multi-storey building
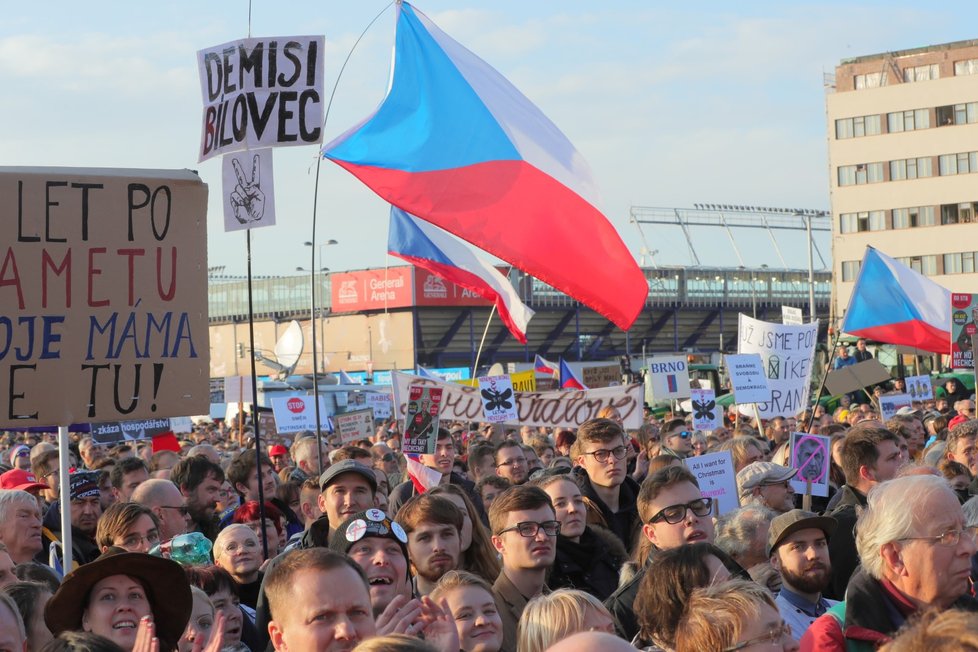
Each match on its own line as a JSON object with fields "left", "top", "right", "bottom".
{"left": 827, "top": 39, "right": 978, "bottom": 324}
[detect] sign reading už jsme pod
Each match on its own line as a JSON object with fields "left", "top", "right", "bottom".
{"left": 403, "top": 385, "right": 443, "bottom": 455}
{"left": 0, "top": 168, "right": 209, "bottom": 428}
{"left": 646, "top": 355, "right": 691, "bottom": 400}
{"left": 197, "top": 36, "right": 325, "bottom": 162}
{"left": 683, "top": 451, "right": 738, "bottom": 515}
{"left": 270, "top": 395, "right": 329, "bottom": 433}
{"left": 390, "top": 372, "right": 644, "bottom": 430}
{"left": 335, "top": 408, "right": 375, "bottom": 444}
{"left": 723, "top": 353, "right": 771, "bottom": 405}
{"left": 737, "top": 314, "right": 818, "bottom": 418}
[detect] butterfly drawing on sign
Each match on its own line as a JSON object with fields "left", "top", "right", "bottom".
{"left": 692, "top": 398, "right": 716, "bottom": 421}
{"left": 481, "top": 386, "right": 514, "bottom": 412}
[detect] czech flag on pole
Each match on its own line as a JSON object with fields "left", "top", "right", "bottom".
{"left": 388, "top": 207, "right": 534, "bottom": 343}
{"left": 323, "top": 2, "right": 648, "bottom": 330}
{"left": 559, "top": 358, "right": 588, "bottom": 390}
{"left": 842, "top": 246, "right": 951, "bottom": 354}
{"left": 534, "top": 354, "right": 559, "bottom": 377}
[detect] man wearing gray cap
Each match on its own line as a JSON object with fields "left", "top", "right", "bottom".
{"left": 316, "top": 460, "right": 378, "bottom": 539}
{"left": 768, "top": 509, "right": 838, "bottom": 641}
{"left": 738, "top": 461, "right": 797, "bottom": 513}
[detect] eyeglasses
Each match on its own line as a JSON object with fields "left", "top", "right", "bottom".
{"left": 900, "top": 527, "right": 978, "bottom": 547}
{"left": 648, "top": 498, "right": 712, "bottom": 524}
{"left": 497, "top": 520, "right": 561, "bottom": 538}
{"left": 119, "top": 531, "right": 161, "bottom": 549}
{"left": 496, "top": 457, "right": 527, "bottom": 468}
{"left": 723, "top": 623, "right": 792, "bottom": 651}
{"left": 159, "top": 505, "right": 191, "bottom": 516}
{"left": 14, "top": 449, "right": 29, "bottom": 457}
{"left": 667, "top": 430, "right": 692, "bottom": 440}
{"left": 581, "top": 446, "right": 628, "bottom": 463}
{"left": 760, "top": 480, "right": 792, "bottom": 489}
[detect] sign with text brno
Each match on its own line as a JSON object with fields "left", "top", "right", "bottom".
{"left": 646, "top": 355, "right": 690, "bottom": 400}
{"left": 724, "top": 353, "right": 771, "bottom": 405}
{"left": 0, "top": 167, "right": 209, "bottom": 428}
{"left": 197, "top": 35, "right": 325, "bottom": 162}
{"left": 738, "top": 314, "right": 818, "bottom": 418}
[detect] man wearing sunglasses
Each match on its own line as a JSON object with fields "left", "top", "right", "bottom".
{"left": 132, "top": 478, "right": 192, "bottom": 542}
{"left": 661, "top": 418, "right": 694, "bottom": 459}
{"left": 606, "top": 465, "right": 720, "bottom": 641}
{"left": 571, "top": 418, "right": 641, "bottom": 550}
{"left": 489, "top": 485, "right": 559, "bottom": 652}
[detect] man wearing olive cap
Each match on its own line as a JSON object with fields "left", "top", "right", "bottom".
{"left": 768, "top": 509, "right": 838, "bottom": 641}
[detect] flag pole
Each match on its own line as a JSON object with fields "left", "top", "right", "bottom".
{"left": 471, "top": 304, "right": 499, "bottom": 379}
{"left": 805, "top": 335, "right": 842, "bottom": 432}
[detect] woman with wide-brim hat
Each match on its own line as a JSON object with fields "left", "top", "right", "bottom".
{"left": 44, "top": 547, "right": 192, "bottom": 652}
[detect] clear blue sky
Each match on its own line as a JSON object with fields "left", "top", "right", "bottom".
{"left": 3, "top": 1, "right": 977, "bottom": 277}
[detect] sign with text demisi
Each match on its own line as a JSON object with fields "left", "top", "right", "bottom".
{"left": 0, "top": 167, "right": 209, "bottom": 428}
{"left": 330, "top": 267, "right": 414, "bottom": 313}
{"left": 197, "top": 35, "right": 325, "bottom": 162}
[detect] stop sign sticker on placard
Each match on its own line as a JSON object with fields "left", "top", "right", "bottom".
{"left": 287, "top": 398, "right": 305, "bottom": 413}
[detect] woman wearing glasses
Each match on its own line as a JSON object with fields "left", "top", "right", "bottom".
{"left": 95, "top": 503, "right": 161, "bottom": 554}
{"left": 533, "top": 474, "right": 627, "bottom": 600}
{"left": 674, "top": 579, "right": 797, "bottom": 652}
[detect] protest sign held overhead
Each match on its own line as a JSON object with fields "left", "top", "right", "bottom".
{"left": 684, "top": 451, "right": 738, "bottom": 515}
{"left": 824, "top": 359, "right": 891, "bottom": 397}
{"left": 90, "top": 418, "right": 175, "bottom": 445}
{"left": 0, "top": 167, "right": 209, "bottom": 428}
{"left": 690, "top": 388, "right": 722, "bottom": 431}
{"left": 270, "top": 395, "right": 329, "bottom": 433}
{"left": 224, "top": 376, "right": 254, "bottom": 403}
{"left": 477, "top": 374, "right": 517, "bottom": 423}
{"left": 646, "top": 355, "right": 690, "bottom": 400}
{"left": 197, "top": 35, "right": 325, "bottom": 162}
{"left": 403, "top": 385, "right": 443, "bottom": 455}
{"left": 905, "top": 374, "right": 933, "bottom": 400}
{"left": 335, "top": 408, "right": 374, "bottom": 444}
{"left": 366, "top": 392, "right": 393, "bottom": 419}
{"left": 781, "top": 306, "right": 803, "bottom": 325}
{"left": 951, "top": 293, "right": 978, "bottom": 369}
{"left": 789, "top": 432, "right": 830, "bottom": 498}
{"left": 738, "top": 314, "right": 818, "bottom": 418}
{"left": 223, "top": 149, "right": 275, "bottom": 232}
{"left": 879, "top": 393, "right": 912, "bottom": 421}
{"left": 391, "top": 372, "right": 643, "bottom": 430}
{"left": 724, "top": 353, "right": 770, "bottom": 405}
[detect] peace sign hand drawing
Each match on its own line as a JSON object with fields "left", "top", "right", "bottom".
{"left": 230, "top": 154, "right": 265, "bottom": 223}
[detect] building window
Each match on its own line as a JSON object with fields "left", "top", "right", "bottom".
{"left": 840, "top": 213, "right": 858, "bottom": 233}
{"left": 937, "top": 102, "right": 978, "bottom": 126}
{"left": 955, "top": 59, "right": 978, "bottom": 76}
{"left": 854, "top": 72, "right": 885, "bottom": 89}
{"left": 841, "top": 261, "right": 861, "bottom": 281}
{"left": 838, "top": 162, "right": 883, "bottom": 186}
{"left": 890, "top": 157, "right": 932, "bottom": 181}
{"left": 887, "top": 108, "right": 930, "bottom": 133}
{"left": 835, "top": 114, "right": 882, "bottom": 139}
{"left": 941, "top": 202, "right": 978, "bottom": 225}
{"left": 946, "top": 253, "right": 963, "bottom": 274}
{"left": 903, "top": 63, "right": 940, "bottom": 82}
{"left": 939, "top": 152, "right": 978, "bottom": 176}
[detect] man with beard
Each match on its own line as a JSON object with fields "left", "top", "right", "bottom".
{"left": 768, "top": 509, "right": 839, "bottom": 641}
{"left": 395, "top": 494, "right": 462, "bottom": 596}
{"left": 170, "top": 455, "right": 225, "bottom": 541}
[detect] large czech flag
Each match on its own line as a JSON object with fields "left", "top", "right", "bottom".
{"left": 388, "top": 207, "right": 534, "bottom": 343}
{"left": 323, "top": 2, "right": 648, "bottom": 330}
{"left": 841, "top": 246, "right": 951, "bottom": 354}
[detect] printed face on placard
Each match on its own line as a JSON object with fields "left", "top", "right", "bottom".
{"left": 794, "top": 436, "right": 826, "bottom": 483}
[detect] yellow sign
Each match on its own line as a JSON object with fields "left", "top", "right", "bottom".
{"left": 458, "top": 369, "right": 536, "bottom": 392}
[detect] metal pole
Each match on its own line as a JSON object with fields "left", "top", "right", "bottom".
{"left": 58, "top": 426, "right": 72, "bottom": 572}
{"left": 246, "top": 230, "right": 270, "bottom": 560}
{"left": 307, "top": 244, "right": 325, "bottom": 478}
{"left": 751, "top": 271, "right": 757, "bottom": 318}
{"left": 806, "top": 214, "right": 816, "bottom": 322}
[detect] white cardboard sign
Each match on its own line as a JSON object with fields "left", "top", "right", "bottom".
{"left": 690, "top": 388, "right": 722, "bottom": 431}
{"left": 270, "top": 395, "right": 329, "bottom": 433}
{"left": 223, "top": 149, "right": 275, "bottom": 232}
{"left": 905, "top": 375, "right": 933, "bottom": 401}
{"left": 477, "top": 375, "right": 518, "bottom": 423}
{"left": 737, "top": 314, "right": 819, "bottom": 418}
{"left": 724, "top": 353, "right": 771, "bottom": 405}
{"left": 366, "top": 393, "right": 393, "bottom": 419}
{"left": 224, "top": 376, "right": 255, "bottom": 403}
{"left": 879, "top": 393, "right": 912, "bottom": 421}
{"left": 781, "top": 306, "right": 803, "bottom": 325}
{"left": 335, "top": 408, "right": 375, "bottom": 444}
{"left": 646, "top": 355, "right": 691, "bottom": 400}
{"left": 684, "top": 451, "right": 738, "bottom": 515}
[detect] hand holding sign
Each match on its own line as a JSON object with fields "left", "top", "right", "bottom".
{"left": 230, "top": 155, "right": 265, "bottom": 223}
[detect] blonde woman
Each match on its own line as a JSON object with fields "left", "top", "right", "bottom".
{"left": 517, "top": 589, "right": 616, "bottom": 652}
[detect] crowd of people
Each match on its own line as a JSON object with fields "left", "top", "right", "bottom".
{"left": 2, "top": 371, "right": 978, "bottom": 652}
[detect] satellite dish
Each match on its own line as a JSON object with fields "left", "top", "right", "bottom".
{"left": 488, "top": 363, "right": 505, "bottom": 377}
{"left": 274, "top": 321, "right": 305, "bottom": 372}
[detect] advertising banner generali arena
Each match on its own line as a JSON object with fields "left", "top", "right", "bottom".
{"left": 330, "top": 266, "right": 494, "bottom": 313}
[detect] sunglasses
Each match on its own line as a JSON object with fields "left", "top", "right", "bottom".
{"left": 668, "top": 430, "right": 692, "bottom": 440}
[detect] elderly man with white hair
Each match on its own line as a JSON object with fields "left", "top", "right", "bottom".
{"left": 0, "top": 489, "right": 43, "bottom": 564}
{"left": 800, "top": 474, "right": 978, "bottom": 651}
{"left": 214, "top": 523, "right": 264, "bottom": 610}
